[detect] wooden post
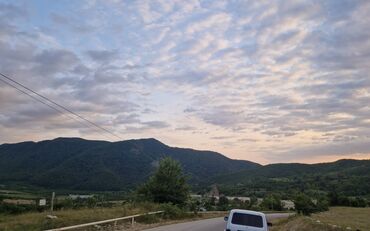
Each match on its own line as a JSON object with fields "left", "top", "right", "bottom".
{"left": 131, "top": 217, "right": 135, "bottom": 226}
{"left": 113, "top": 221, "right": 117, "bottom": 231}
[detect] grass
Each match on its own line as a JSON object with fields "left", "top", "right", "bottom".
{"left": 0, "top": 203, "right": 222, "bottom": 231}
{"left": 0, "top": 190, "right": 40, "bottom": 200}
{"left": 312, "top": 207, "right": 370, "bottom": 231}
{"left": 0, "top": 203, "right": 160, "bottom": 231}
{"left": 270, "top": 207, "right": 370, "bottom": 231}
{"left": 270, "top": 215, "right": 343, "bottom": 231}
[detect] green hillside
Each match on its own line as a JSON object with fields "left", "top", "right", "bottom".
{"left": 0, "top": 137, "right": 259, "bottom": 190}
{"left": 1, "top": 137, "right": 369, "bottom": 197}
{"left": 209, "top": 159, "right": 370, "bottom": 198}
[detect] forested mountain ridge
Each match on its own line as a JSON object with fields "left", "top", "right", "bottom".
{"left": 1, "top": 137, "right": 369, "bottom": 196}
{"left": 0, "top": 137, "right": 259, "bottom": 190}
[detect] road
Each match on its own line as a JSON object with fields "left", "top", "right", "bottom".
{"left": 143, "top": 213, "right": 293, "bottom": 231}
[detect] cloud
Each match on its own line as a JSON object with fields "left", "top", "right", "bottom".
{"left": 0, "top": 2, "right": 27, "bottom": 20}
{"left": 86, "top": 49, "right": 117, "bottom": 62}
{"left": 33, "top": 49, "right": 80, "bottom": 76}
{"left": 1, "top": 0, "right": 370, "bottom": 163}
{"left": 175, "top": 125, "right": 197, "bottom": 131}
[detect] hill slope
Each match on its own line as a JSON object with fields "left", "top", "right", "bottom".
{"left": 210, "top": 159, "right": 370, "bottom": 197}
{"left": 0, "top": 137, "right": 259, "bottom": 190}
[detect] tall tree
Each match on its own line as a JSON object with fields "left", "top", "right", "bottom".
{"left": 138, "top": 157, "right": 190, "bottom": 205}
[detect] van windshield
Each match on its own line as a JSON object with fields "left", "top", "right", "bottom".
{"left": 231, "top": 212, "right": 263, "bottom": 228}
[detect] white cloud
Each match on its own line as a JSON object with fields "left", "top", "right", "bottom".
{"left": 0, "top": 0, "right": 370, "bottom": 164}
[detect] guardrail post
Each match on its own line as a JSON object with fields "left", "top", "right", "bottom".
{"left": 131, "top": 217, "right": 135, "bottom": 226}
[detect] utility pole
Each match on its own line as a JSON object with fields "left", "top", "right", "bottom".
{"left": 50, "top": 192, "right": 55, "bottom": 214}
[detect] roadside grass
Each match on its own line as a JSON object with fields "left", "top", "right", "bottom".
{"left": 0, "top": 202, "right": 160, "bottom": 231}
{"left": 270, "top": 215, "right": 343, "bottom": 231}
{"left": 0, "top": 203, "right": 225, "bottom": 231}
{"left": 312, "top": 207, "right": 370, "bottom": 231}
{"left": 270, "top": 207, "right": 370, "bottom": 231}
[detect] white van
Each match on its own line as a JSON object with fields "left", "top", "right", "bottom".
{"left": 224, "top": 209, "right": 271, "bottom": 231}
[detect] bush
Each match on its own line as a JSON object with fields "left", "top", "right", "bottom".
{"left": 294, "top": 193, "right": 328, "bottom": 215}
{"left": 160, "top": 203, "right": 187, "bottom": 219}
{"left": 261, "top": 194, "right": 283, "bottom": 211}
{"left": 217, "top": 196, "right": 230, "bottom": 211}
{"left": 187, "top": 198, "right": 201, "bottom": 214}
{"left": 0, "top": 202, "right": 36, "bottom": 214}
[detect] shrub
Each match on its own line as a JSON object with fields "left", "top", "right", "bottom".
{"left": 160, "top": 203, "right": 187, "bottom": 219}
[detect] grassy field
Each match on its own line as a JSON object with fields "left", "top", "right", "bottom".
{"left": 0, "top": 203, "right": 161, "bottom": 231}
{"left": 271, "top": 207, "right": 370, "bottom": 231}
{"left": 0, "top": 190, "right": 40, "bottom": 200}
{"left": 312, "top": 207, "right": 370, "bottom": 231}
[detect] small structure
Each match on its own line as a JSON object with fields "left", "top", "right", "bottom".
{"left": 39, "top": 198, "right": 47, "bottom": 206}
{"left": 190, "top": 194, "right": 202, "bottom": 200}
{"left": 3, "top": 199, "right": 35, "bottom": 205}
{"left": 69, "top": 194, "right": 94, "bottom": 200}
{"left": 207, "top": 185, "right": 220, "bottom": 199}
{"left": 226, "top": 196, "right": 251, "bottom": 202}
{"left": 282, "top": 200, "right": 295, "bottom": 210}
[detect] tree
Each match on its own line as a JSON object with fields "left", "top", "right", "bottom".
{"left": 294, "top": 193, "right": 316, "bottom": 215}
{"left": 294, "top": 193, "right": 328, "bottom": 215}
{"left": 137, "top": 157, "right": 190, "bottom": 205}
{"left": 249, "top": 195, "right": 258, "bottom": 209}
{"left": 217, "top": 196, "right": 229, "bottom": 211}
{"left": 261, "top": 194, "right": 282, "bottom": 211}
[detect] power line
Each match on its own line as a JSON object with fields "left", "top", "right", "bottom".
{"left": 0, "top": 78, "right": 114, "bottom": 141}
{"left": 0, "top": 72, "right": 122, "bottom": 140}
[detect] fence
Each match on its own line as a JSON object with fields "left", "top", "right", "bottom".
{"left": 44, "top": 211, "right": 164, "bottom": 231}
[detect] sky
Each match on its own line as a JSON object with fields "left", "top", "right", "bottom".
{"left": 1, "top": 0, "right": 370, "bottom": 164}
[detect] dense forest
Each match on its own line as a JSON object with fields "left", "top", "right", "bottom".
{"left": 206, "top": 159, "right": 370, "bottom": 199}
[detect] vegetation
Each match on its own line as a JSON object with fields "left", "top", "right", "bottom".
{"left": 294, "top": 193, "right": 328, "bottom": 215}
{"left": 1, "top": 138, "right": 369, "bottom": 203}
{"left": 271, "top": 207, "right": 370, "bottom": 231}
{"left": 0, "top": 202, "right": 160, "bottom": 231}
{"left": 270, "top": 215, "right": 342, "bottom": 231}
{"left": 209, "top": 159, "right": 370, "bottom": 200}
{"left": 137, "top": 157, "right": 190, "bottom": 205}
{"left": 312, "top": 207, "right": 370, "bottom": 231}
{"left": 0, "top": 137, "right": 258, "bottom": 191}
{"left": 261, "top": 193, "right": 283, "bottom": 211}
{"left": 1, "top": 137, "right": 369, "bottom": 230}
{"left": 0, "top": 158, "right": 210, "bottom": 230}
{"left": 328, "top": 191, "right": 368, "bottom": 207}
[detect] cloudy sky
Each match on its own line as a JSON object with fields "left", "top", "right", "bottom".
{"left": 1, "top": 0, "right": 370, "bottom": 164}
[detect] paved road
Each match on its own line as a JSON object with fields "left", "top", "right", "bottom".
{"left": 143, "top": 213, "right": 293, "bottom": 231}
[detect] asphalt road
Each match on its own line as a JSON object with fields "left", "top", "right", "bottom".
{"left": 142, "top": 213, "right": 293, "bottom": 231}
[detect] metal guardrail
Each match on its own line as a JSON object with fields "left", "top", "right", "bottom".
{"left": 44, "top": 210, "right": 164, "bottom": 231}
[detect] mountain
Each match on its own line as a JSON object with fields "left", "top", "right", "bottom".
{"left": 0, "top": 137, "right": 259, "bottom": 190}
{"left": 209, "top": 159, "right": 370, "bottom": 197}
